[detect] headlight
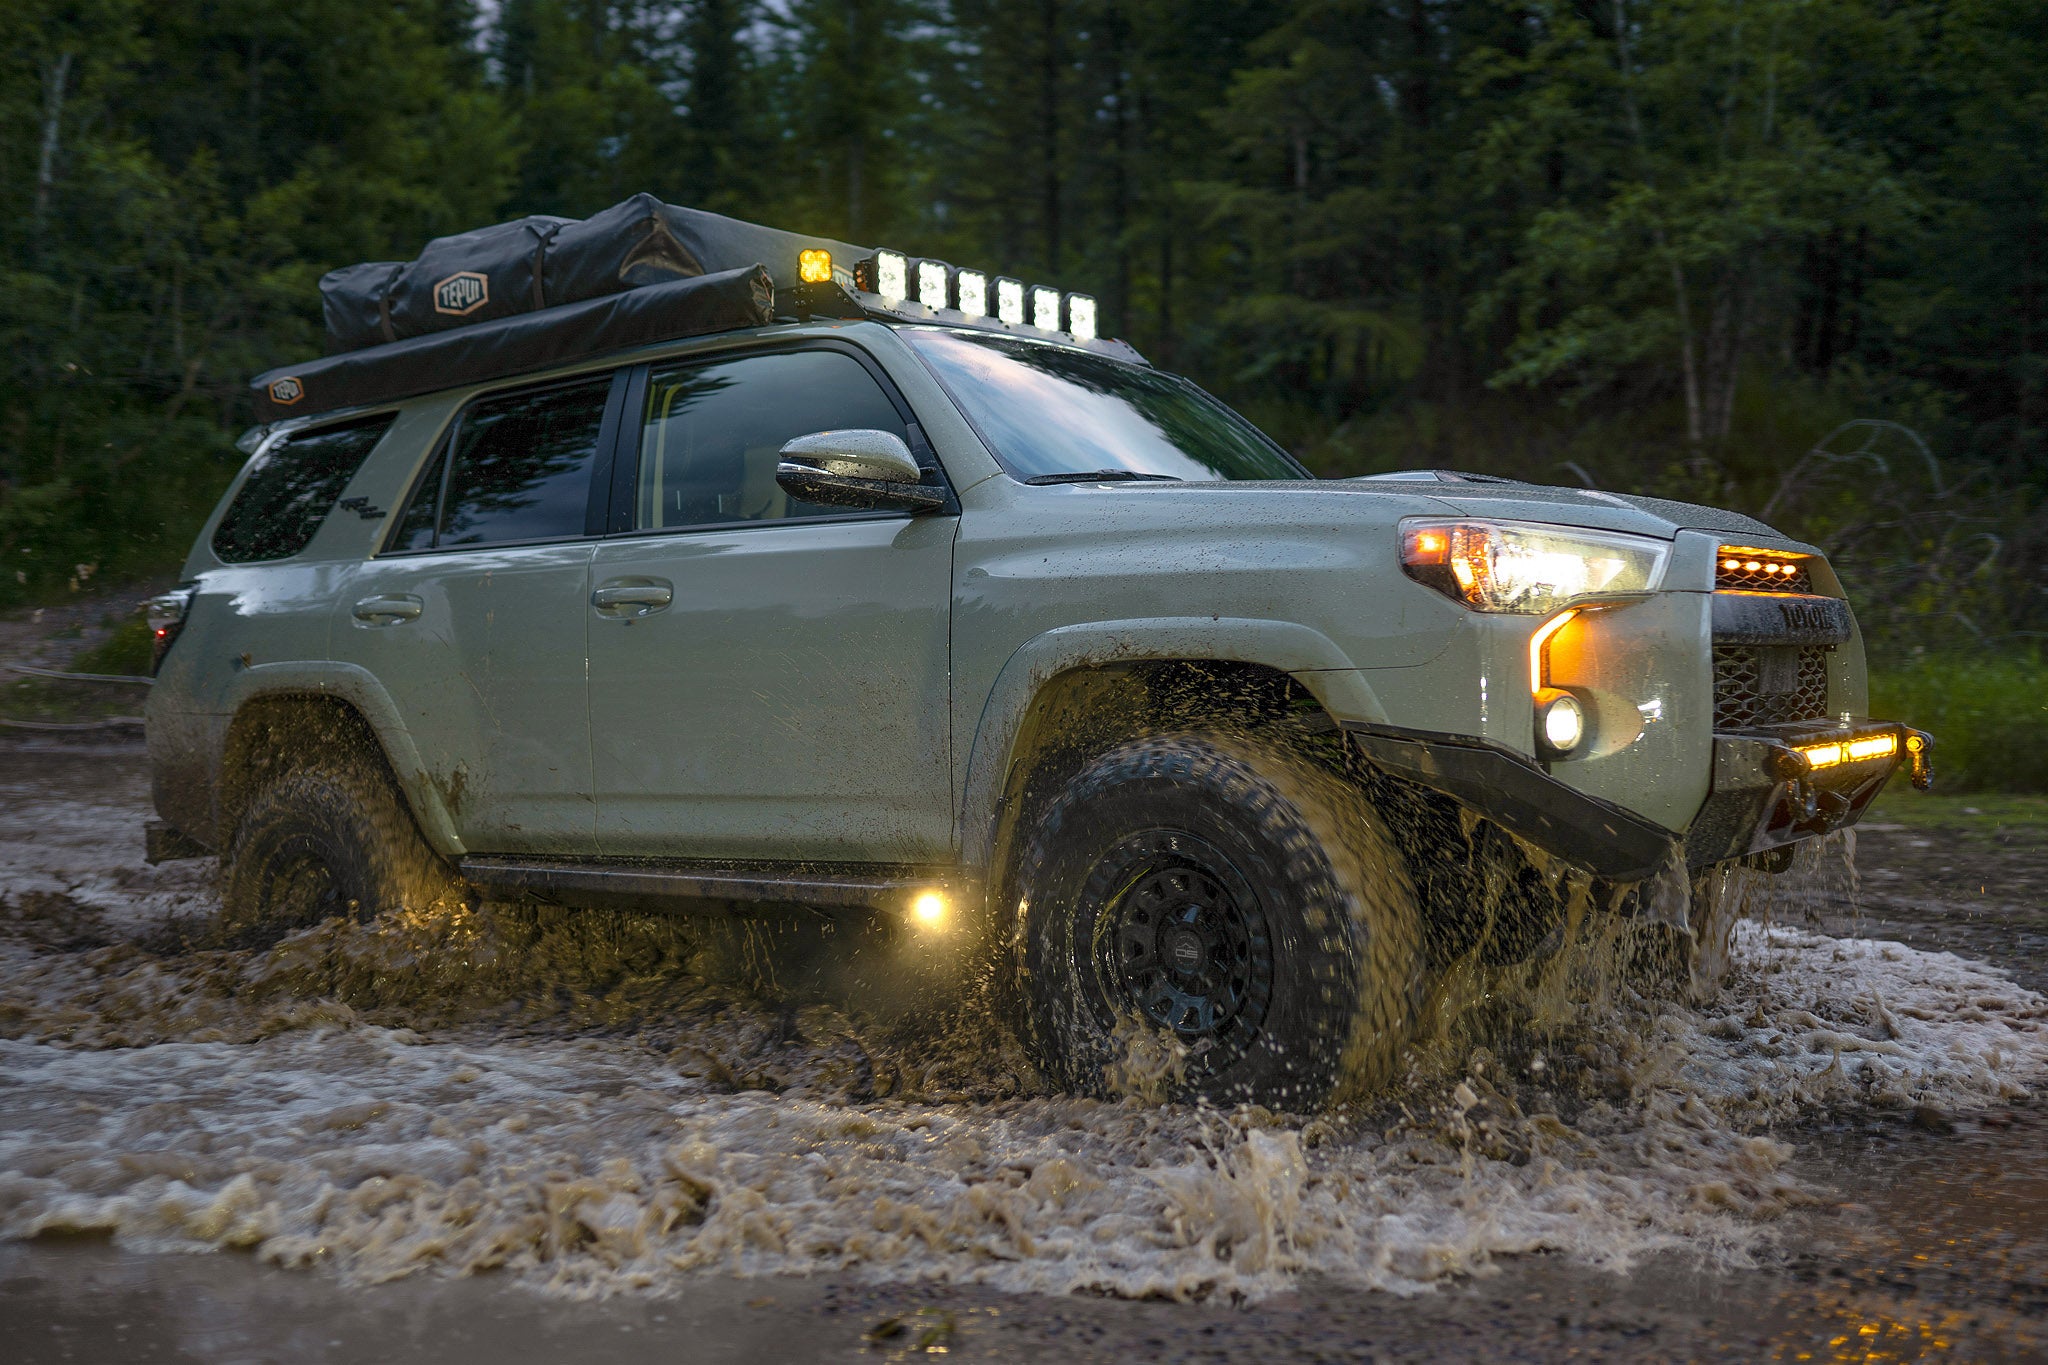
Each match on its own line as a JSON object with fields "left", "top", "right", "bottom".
{"left": 1399, "top": 519, "right": 1669, "bottom": 613}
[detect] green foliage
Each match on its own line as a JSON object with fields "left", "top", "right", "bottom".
{"left": 1870, "top": 653, "right": 2048, "bottom": 794}
{"left": 1, "top": 0, "right": 2042, "bottom": 666}
{"left": 73, "top": 615, "right": 152, "bottom": 676}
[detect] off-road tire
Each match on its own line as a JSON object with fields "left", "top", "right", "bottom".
{"left": 219, "top": 758, "right": 463, "bottom": 942}
{"left": 1010, "top": 732, "right": 1427, "bottom": 1109}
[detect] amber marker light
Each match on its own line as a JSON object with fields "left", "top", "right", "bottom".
{"left": 798, "top": 249, "right": 833, "bottom": 284}
{"left": 1528, "top": 608, "right": 1580, "bottom": 693}
{"left": 911, "top": 891, "right": 950, "bottom": 928}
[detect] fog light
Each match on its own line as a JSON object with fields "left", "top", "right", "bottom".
{"left": 910, "top": 891, "right": 949, "bottom": 928}
{"left": 1536, "top": 689, "right": 1585, "bottom": 756}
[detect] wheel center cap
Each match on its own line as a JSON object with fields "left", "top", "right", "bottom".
{"left": 1166, "top": 927, "right": 1206, "bottom": 974}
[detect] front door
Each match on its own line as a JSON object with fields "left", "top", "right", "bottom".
{"left": 333, "top": 370, "right": 624, "bottom": 853}
{"left": 586, "top": 345, "right": 956, "bottom": 862}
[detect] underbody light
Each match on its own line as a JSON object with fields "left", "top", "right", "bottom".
{"left": 1797, "top": 733, "right": 1900, "bottom": 769}
{"left": 910, "top": 890, "right": 949, "bottom": 928}
{"left": 798, "top": 249, "right": 833, "bottom": 285}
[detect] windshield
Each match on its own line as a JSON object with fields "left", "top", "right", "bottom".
{"left": 902, "top": 329, "right": 1307, "bottom": 482}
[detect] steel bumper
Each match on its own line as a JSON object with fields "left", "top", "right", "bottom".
{"left": 1685, "top": 718, "right": 1932, "bottom": 867}
{"left": 1345, "top": 717, "right": 1931, "bottom": 883}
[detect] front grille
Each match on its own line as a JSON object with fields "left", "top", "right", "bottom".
{"left": 1715, "top": 556, "right": 1812, "bottom": 593}
{"left": 1713, "top": 643, "right": 1830, "bottom": 727}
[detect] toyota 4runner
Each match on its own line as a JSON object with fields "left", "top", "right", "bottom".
{"left": 142, "top": 200, "right": 1932, "bottom": 1109}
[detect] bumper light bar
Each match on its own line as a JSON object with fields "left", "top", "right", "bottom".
{"left": 1798, "top": 733, "right": 1899, "bottom": 770}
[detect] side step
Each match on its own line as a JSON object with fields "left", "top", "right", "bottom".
{"left": 457, "top": 856, "right": 968, "bottom": 916}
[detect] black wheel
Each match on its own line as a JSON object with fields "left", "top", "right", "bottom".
{"left": 220, "top": 758, "right": 464, "bottom": 942}
{"left": 1009, "top": 732, "right": 1426, "bottom": 1109}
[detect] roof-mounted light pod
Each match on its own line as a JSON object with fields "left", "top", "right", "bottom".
{"left": 1065, "top": 293, "right": 1098, "bottom": 344}
{"left": 995, "top": 277, "right": 1027, "bottom": 326}
{"left": 956, "top": 269, "right": 988, "bottom": 320}
{"left": 916, "top": 259, "right": 951, "bottom": 311}
{"left": 1030, "top": 286, "right": 1061, "bottom": 331}
{"left": 798, "top": 249, "right": 834, "bottom": 285}
{"left": 874, "top": 249, "right": 909, "bottom": 305}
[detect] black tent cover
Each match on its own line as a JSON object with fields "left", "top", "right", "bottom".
{"left": 319, "top": 194, "right": 866, "bottom": 353}
{"left": 249, "top": 263, "right": 774, "bottom": 424}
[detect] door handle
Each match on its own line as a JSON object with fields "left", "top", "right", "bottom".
{"left": 592, "top": 579, "right": 673, "bottom": 617}
{"left": 352, "top": 593, "right": 423, "bottom": 624}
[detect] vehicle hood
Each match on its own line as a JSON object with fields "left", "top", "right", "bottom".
{"left": 1338, "top": 471, "right": 1792, "bottom": 542}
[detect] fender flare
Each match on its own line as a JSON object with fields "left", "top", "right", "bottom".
{"left": 218, "top": 661, "right": 466, "bottom": 856}
{"left": 957, "top": 617, "right": 1386, "bottom": 870}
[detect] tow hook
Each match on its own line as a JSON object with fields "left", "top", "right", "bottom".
{"left": 1905, "top": 728, "right": 1935, "bottom": 791}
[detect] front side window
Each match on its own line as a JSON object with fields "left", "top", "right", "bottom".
{"left": 391, "top": 374, "right": 612, "bottom": 551}
{"left": 213, "top": 415, "right": 395, "bottom": 563}
{"left": 902, "top": 328, "right": 1304, "bottom": 483}
{"left": 635, "top": 349, "right": 913, "bottom": 530}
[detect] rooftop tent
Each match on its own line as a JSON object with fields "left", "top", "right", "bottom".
{"left": 319, "top": 193, "right": 867, "bottom": 354}
{"left": 250, "top": 264, "right": 775, "bottom": 424}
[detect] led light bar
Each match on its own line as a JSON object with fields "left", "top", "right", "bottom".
{"left": 1031, "top": 285, "right": 1061, "bottom": 331}
{"left": 995, "top": 277, "right": 1026, "bottom": 326}
{"left": 1065, "top": 293, "right": 1097, "bottom": 343}
{"left": 957, "top": 269, "right": 988, "bottom": 319}
{"left": 856, "top": 251, "right": 1104, "bottom": 343}
{"left": 1797, "top": 733, "right": 1900, "bottom": 770}
{"left": 874, "top": 249, "right": 909, "bottom": 304}
{"left": 916, "top": 259, "right": 950, "bottom": 311}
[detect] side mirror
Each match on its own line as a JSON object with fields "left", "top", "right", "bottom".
{"left": 776, "top": 429, "right": 946, "bottom": 512}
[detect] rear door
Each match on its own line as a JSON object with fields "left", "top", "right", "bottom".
{"left": 586, "top": 343, "right": 957, "bottom": 861}
{"left": 332, "top": 370, "right": 626, "bottom": 853}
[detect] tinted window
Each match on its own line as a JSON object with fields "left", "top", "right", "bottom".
{"left": 431, "top": 376, "right": 612, "bottom": 547}
{"left": 636, "top": 350, "right": 912, "bottom": 530}
{"left": 903, "top": 329, "right": 1303, "bottom": 482}
{"left": 212, "top": 416, "right": 394, "bottom": 563}
{"left": 387, "top": 441, "right": 448, "bottom": 553}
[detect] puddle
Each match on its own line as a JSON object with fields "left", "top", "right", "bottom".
{"left": 3, "top": 749, "right": 2046, "bottom": 1304}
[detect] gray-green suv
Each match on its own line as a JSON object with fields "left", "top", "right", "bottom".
{"left": 143, "top": 222, "right": 1930, "bottom": 1109}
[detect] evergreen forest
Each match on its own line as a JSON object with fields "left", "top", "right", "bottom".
{"left": 4, "top": 0, "right": 2044, "bottom": 680}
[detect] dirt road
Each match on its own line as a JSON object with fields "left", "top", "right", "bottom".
{"left": 2, "top": 740, "right": 2044, "bottom": 1362}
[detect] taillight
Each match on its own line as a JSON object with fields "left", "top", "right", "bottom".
{"left": 144, "top": 586, "right": 196, "bottom": 675}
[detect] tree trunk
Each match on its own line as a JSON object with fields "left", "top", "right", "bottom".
{"left": 34, "top": 51, "right": 74, "bottom": 234}
{"left": 1039, "top": 0, "right": 1063, "bottom": 271}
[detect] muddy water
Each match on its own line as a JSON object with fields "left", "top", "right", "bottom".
{"left": 3, "top": 744, "right": 2047, "bottom": 1359}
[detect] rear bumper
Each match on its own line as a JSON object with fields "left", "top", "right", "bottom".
{"left": 1345, "top": 716, "right": 1930, "bottom": 883}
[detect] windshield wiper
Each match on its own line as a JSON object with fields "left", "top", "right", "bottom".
{"left": 1022, "top": 470, "right": 1184, "bottom": 485}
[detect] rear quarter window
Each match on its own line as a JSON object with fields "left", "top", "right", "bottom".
{"left": 212, "top": 415, "right": 395, "bottom": 563}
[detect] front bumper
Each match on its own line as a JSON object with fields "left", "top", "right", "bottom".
{"left": 1686, "top": 718, "right": 1932, "bottom": 866}
{"left": 1346, "top": 716, "right": 1931, "bottom": 883}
